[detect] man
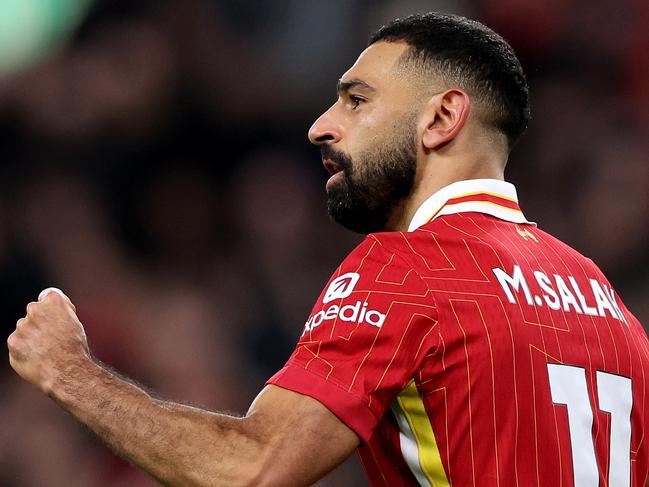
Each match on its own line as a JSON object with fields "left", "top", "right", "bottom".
{"left": 8, "top": 12, "right": 649, "bottom": 487}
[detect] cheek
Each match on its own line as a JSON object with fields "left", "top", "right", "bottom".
{"left": 360, "top": 102, "right": 405, "bottom": 141}
{"left": 346, "top": 112, "right": 386, "bottom": 155}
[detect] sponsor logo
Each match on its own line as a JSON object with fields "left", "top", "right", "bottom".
{"left": 302, "top": 301, "right": 386, "bottom": 335}
{"left": 323, "top": 272, "right": 360, "bottom": 303}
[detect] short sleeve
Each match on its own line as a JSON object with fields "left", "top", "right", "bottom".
{"left": 267, "top": 234, "right": 439, "bottom": 443}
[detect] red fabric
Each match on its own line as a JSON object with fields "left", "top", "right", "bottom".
{"left": 268, "top": 212, "right": 649, "bottom": 486}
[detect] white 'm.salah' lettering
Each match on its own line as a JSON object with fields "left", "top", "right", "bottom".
{"left": 604, "top": 285, "right": 627, "bottom": 324}
{"left": 534, "top": 271, "right": 561, "bottom": 310}
{"left": 493, "top": 265, "right": 626, "bottom": 325}
{"left": 569, "top": 276, "right": 598, "bottom": 316}
{"left": 493, "top": 265, "right": 533, "bottom": 305}
{"left": 590, "top": 280, "right": 617, "bottom": 320}
{"left": 554, "top": 275, "right": 582, "bottom": 314}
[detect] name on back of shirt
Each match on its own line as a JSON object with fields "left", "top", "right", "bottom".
{"left": 492, "top": 265, "right": 627, "bottom": 324}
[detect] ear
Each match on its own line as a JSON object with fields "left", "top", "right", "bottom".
{"left": 420, "top": 89, "right": 471, "bottom": 150}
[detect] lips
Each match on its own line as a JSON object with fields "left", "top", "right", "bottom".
{"left": 323, "top": 158, "right": 345, "bottom": 191}
{"left": 323, "top": 158, "right": 343, "bottom": 176}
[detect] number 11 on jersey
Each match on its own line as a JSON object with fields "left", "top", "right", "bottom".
{"left": 547, "top": 363, "right": 633, "bottom": 487}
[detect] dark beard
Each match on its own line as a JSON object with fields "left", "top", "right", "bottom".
{"left": 321, "top": 128, "right": 417, "bottom": 234}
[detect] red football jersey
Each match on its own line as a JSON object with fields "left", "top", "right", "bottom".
{"left": 268, "top": 179, "right": 649, "bottom": 487}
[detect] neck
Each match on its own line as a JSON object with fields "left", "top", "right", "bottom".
{"left": 384, "top": 157, "right": 505, "bottom": 232}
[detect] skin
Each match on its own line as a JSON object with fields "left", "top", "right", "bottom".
{"left": 8, "top": 289, "right": 358, "bottom": 487}
{"left": 310, "top": 41, "right": 509, "bottom": 232}
{"left": 7, "top": 41, "right": 508, "bottom": 486}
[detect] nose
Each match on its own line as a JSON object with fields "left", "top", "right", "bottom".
{"left": 308, "top": 106, "right": 342, "bottom": 145}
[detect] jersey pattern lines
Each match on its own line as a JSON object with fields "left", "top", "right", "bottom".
{"left": 268, "top": 180, "right": 649, "bottom": 487}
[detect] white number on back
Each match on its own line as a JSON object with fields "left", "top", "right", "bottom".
{"left": 547, "top": 364, "right": 632, "bottom": 487}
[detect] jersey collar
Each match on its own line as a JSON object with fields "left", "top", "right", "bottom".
{"left": 408, "top": 178, "right": 533, "bottom": 232}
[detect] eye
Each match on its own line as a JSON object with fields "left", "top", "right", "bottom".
{"left": 349, "top": 95, "right": 365, "bottom": 110}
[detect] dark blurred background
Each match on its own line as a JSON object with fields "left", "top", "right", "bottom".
{"left": 0, "top": 0, "right": 647, "bottom": 485}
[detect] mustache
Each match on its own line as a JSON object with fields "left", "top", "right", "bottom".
{"left": 320, "top": 145, "right": 352, "bottom": 172}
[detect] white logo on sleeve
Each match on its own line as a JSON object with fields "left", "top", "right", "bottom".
{"left": 323, "top": 272, "right": 360, "bottom": 303}
{"left": 303, "top": 271, "right": 386, "bottom": 336}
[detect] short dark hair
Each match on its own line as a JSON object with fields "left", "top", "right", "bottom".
{"left": 369, "top": 12, "right": 530, "bottom": 149}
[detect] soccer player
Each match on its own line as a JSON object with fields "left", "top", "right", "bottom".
{"left": 8, "top": 12, "right": 649, "bottom": 487}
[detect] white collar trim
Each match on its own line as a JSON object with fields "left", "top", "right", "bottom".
{"left": 407, "top": 179, "right": 533, "bottom": 232}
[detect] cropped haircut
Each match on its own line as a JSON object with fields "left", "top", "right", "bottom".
{"left": 369, "top": 13, "right": 530, "bottom": 150}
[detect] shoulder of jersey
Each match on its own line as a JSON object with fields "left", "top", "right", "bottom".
{"left": 365, "top": 230, "right": 415, "bottom": 254}
{"left": 370, "top": 217, "right": 599, "bottom": 274}
{"left": 367, "top": 223, "right": 459, "bottom": 248}
{"left": 364, "top": 228, "right": 449, "bottom": 267}
{"left": 366, "top": 216, "right": 473, "bottom": 249}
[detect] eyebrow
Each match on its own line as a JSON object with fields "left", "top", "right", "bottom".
{"left": 336, "top": 78, "right": 376, "bottom": 96}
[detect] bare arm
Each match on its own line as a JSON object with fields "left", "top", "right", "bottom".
{"left": 7, "top": 289, "right": 359, "bottom": 487}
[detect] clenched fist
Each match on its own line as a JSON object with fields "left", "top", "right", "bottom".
{"left": 7, "top": 288, "right": 91, "bottom": 396}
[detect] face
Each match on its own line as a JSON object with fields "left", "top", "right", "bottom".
{"left": 308, "top": 42, "right": 420, "bottom": 234}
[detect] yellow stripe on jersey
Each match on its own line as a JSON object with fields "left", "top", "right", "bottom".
{"left": 393, "top": 379, "right": 451, "bottom": 487}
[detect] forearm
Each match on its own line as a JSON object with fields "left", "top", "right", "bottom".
{"left": 9, "top": 289, "right": 359, "bottom": 487}
{"left": 50, "top": 358, "right": 265, "bottom": 487}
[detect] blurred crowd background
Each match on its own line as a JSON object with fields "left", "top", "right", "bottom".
{"left": 0, "top": 0, "right": 648, "bottom": 485}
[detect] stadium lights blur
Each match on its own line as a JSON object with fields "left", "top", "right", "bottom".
{"left": 0, "top": 0, "right": 93, "bottom": 76}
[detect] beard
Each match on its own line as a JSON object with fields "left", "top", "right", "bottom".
{"left": 321, "top": 122, "right": 417, "bottom": 235}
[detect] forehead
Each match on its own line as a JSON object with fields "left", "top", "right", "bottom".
{"left": 340, "top": 41, "right": 411, "bottom": 88}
